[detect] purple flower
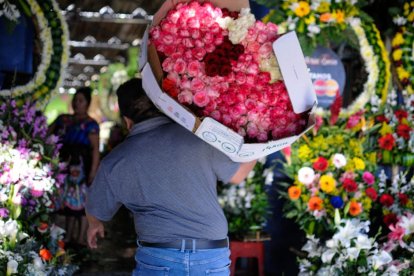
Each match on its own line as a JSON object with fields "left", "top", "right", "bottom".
{"left": 0, "top": 208, "right": 9, "bottom": 218}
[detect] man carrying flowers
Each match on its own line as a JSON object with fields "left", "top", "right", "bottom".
{"left": 85, "top": 79, "right": 256, "bottom": 275}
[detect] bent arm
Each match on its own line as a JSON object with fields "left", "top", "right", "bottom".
{"left": 228, "top": 160, "right": 257, "bottom": 184}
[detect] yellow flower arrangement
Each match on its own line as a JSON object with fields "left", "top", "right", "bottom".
{"left": 262, "top": 0, "right": 390, "bottom": 116}
{"left": 391, "top": 1, "right": 414, "bottom": 94}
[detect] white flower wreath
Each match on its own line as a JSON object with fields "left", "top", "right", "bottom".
{"left": 0, "top": 0, "right": 69, "bottom": 107}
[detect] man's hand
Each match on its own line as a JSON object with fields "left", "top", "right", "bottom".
{"left": 86, "top": 213, "right": 105, "bottom": 249}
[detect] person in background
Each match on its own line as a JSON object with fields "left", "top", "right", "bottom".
{"left": 48, "top": 87, "right": 100, "bottom": 246}
{"left": 86, "top": 78, "right": 256, "bottom": 275}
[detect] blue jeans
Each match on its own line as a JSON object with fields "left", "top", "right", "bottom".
{"left": 133, "top": 241, "right": 231, "bottom": 275}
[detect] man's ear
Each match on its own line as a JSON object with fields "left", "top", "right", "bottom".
{"left": 123, "top": 116, "right": 134, "bottom": 130}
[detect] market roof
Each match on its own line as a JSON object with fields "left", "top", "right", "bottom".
{"left": 57, "top": 0, "right": 164, "bottom": 89}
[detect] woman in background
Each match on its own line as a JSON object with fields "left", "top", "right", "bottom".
{"left": 49, "top": 87, "right": 100, "bottom": 246}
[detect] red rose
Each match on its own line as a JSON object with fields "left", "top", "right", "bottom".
{"left": 383, "top": 213, "right": 398, "bottom": 227}
{"left": 379, "top": 194, "right": 394, "bottom": 207}
{"left": 375, "top": 115, "right": 388, "bottom": 123}
{"left": 394, "top": 109, "right": 408, "bottom": 121}
{"left": 234, "top": 44, "right": 245, "bottom": 56}
{"left": 365, "top": 187, "right": 378, "bottom": 201}
{"left": 312, "top": 157, "right": 329, "bottom": 172}
{"left": 342, "top": 178, "right": 358, "bottom": 193}
{"left": 378, "top": 134, "right": 395, "bottom": 151}
{"left": 162, "top": 78, "right": 179, "bottom": 98}
{"left": 206, "top": 64, "right": 220, "bottom": 77}
{"left": 396, "top": 124, "right": 411, "bottom": 139}
{"left": 398, "top": 193, "right": 409, "bottom": 205}
{"left": 219, "top": 64, "right": 232, "bottom": 77}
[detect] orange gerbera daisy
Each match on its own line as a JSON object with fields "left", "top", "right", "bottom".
{"left": 308, "top": 196, "right": 323, "bottom": 211}
{"left": 288, "top": 186, "right": 301, "bottom": 200}
{"left": 349, "top": 201, "right": 362, "bottom": 216}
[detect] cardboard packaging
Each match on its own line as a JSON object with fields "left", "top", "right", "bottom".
{"left": 139, "top": 0, "right": 317, "bottom": 162}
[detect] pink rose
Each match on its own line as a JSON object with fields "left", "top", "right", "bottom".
{"left": 257, "top": 131, "right": 268, "bottom": 142}
{"left": 235, "top": 72, "right": 247, "bottom": 85}
{"left": 257, "top": 31, "right": 268, "bottom": 44}
{"left": 162, "top": 57, "right": 175, "bottom": 72}
{"left": 190, "top": 77, "right": 205, "bottom": 91}
{"left": 247, "top": 42, "right": 261, "bottom": 53}
{"left": 178, "top": 90, "right": 193, "bottom": 105}
{"left": 179, "top": 28, "right": 190, "bottom": 37}
{"left": 192, "top": 47, "right": 206, "bottom": 61}
{"left": 183, "top": 38, "right": 195, "bottom": 48}
{"left": 246, "top": 63, "right": 259, "bottom": 75}
{"left": 193, "top": 90, "right": 210, "bottom": 107}
{"left": 205, "top": 43, "right": 216, "bottom": 53}
{"left": 247, "top": 123, "right": 259, "bottom": 138}
{"left": 210, "top": 110, "right": 221, "bottom": 121}
{"left": 150, "top": 26, "right": 161, "bottom": 40}
{"left": 203, "top": 32, "right": 214, "bottom": 44}
{"left": 259, "top": 42, "right": 273, "bottom": 58}
{"left": 190, "top": 28, "right": 201, "bottom": 38}
{"left": 173, "top": 58, "right": 187, "bottom": 74}
{"left": 162, "top": 34, "right": 174, "bottom": 45}
{"left": 163, "top": 45, "right": 177, "bottom": 56}
{"left": 161, "top": 21, "right": 178, "bottom": 34}
{"left": 187, "top": 61, "right": 202, "bottom": 77}
{"left": 194, "top": 40, "right": 205, "bottom": 48}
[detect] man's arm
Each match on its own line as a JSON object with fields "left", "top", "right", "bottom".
{"left": 86, "top": 211, "right": 105, "bottom": 249}
{"left": 228, "top": 160, "right": 257, "bottom": 184}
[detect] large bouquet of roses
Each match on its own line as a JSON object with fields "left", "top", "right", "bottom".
{"left": 149, "top": 0, "right": 309, "bottom": 143}
{"left": 0, "top": 100, "right": 77, "bottom": 275}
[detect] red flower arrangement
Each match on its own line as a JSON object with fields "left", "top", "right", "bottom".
{"left": 149, "top": 1, "right": 308, "bottom": 142}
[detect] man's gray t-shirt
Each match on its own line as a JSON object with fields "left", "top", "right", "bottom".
{"left": 86, "top": 116, "right": 240, "bottom": 243}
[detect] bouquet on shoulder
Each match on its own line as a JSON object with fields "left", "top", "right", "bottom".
{"left": 149, "top": 0, "right": 310, "bottom": 143}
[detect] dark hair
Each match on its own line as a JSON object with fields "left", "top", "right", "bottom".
{"left": 116, "top": 78, "right": 162, "bottom": 123}
{"left": 74, "top": 87, "right": 92, "bottom": 106}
